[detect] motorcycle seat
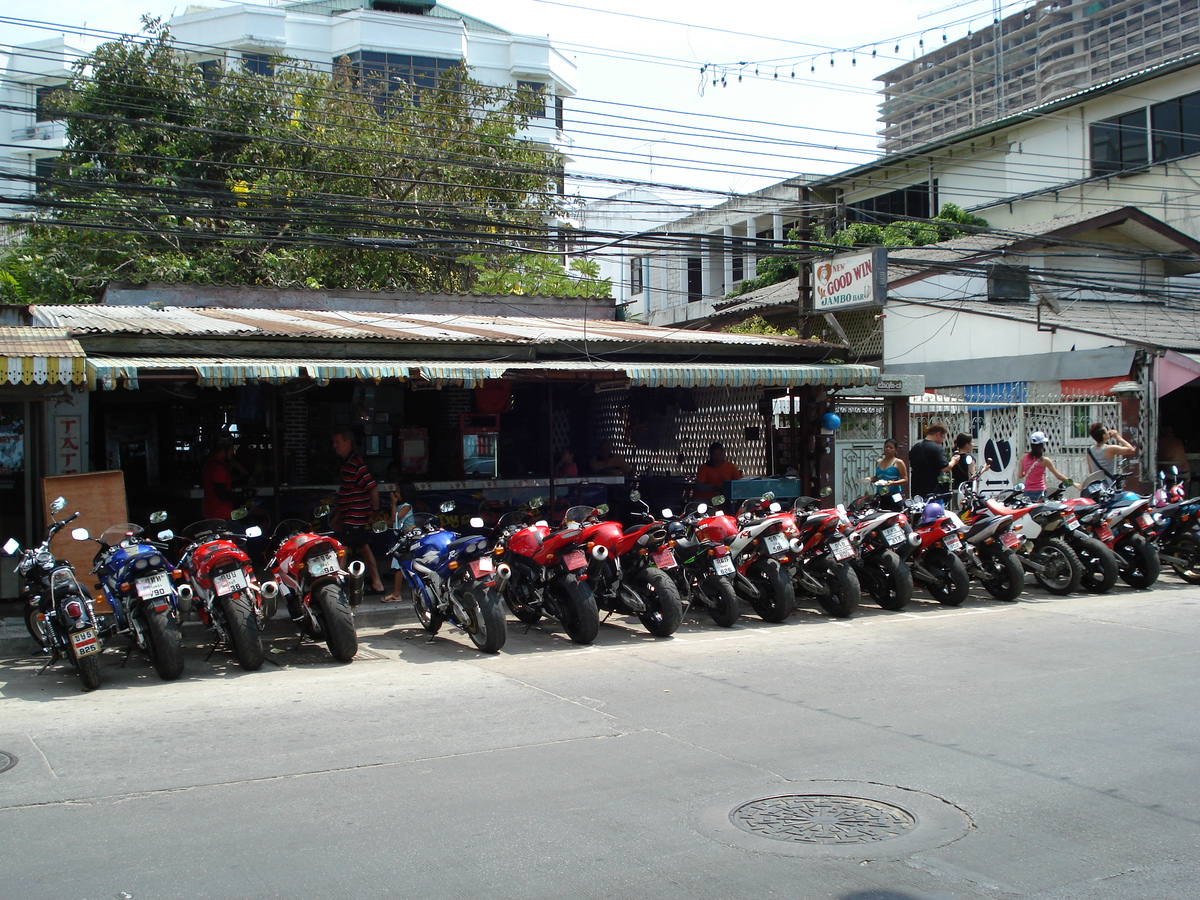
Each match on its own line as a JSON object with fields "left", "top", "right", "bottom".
{"left": 985, "top": 499, "right": 1039, "bottom": 518}
{"left": 447, "top": 535, "right": 486, "bottom": 553}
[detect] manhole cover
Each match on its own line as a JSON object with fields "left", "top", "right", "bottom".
{"left": 0, "top": 751, "right": 17, "bottom": 774}
{"left": 730, "top": 794, "right": 917, "bottom": 845}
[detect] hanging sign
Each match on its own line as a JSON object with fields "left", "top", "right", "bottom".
{"left": 811, "top": 247, "right": 887, "bottom": 313}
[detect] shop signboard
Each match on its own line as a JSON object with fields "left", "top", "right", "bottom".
{"left": 54, "top": 415, "right": 82, "bottom": 475}
{"left": 811, "top": 247, "right": 887, "bottom": 313}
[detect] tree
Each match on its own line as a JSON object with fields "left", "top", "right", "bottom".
{"left": 0, "top": 21, "right": 566, "bottom": 303}
{"left": 461, "top": 254, "right": 611, "bottom": 298}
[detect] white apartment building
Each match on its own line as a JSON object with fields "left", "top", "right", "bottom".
{"left": 0, "top": 1, "right": 575, "bottom": 215}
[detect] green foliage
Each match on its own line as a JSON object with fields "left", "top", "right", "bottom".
{"left": 812, "top": 203, "right": 988, "bottom": 250}
{"left": 1, "top": 21, "right": 564, "bottom": 302}
{"left": 461, "top": 253, "right": 611, "bottom": 298}
{"left": 720, "top": 314, "right": 796, "bottom": 336}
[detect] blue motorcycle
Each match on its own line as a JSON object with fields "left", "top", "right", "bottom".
{"left": 73, "top": 512, "right": 185, "bottom": 681}
{"left": 388, "top": 504, "right": 507, "bottom": 654}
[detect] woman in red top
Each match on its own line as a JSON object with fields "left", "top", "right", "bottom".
{"left": 696, "top": 441, "right": 742, "bottom": 499}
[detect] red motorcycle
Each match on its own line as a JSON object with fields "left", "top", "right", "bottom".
{"left": 789, "top": 498, "right": 861, "bottom": 618}
{"left": 902, "top": 499, "right": 971, "bottom": 605}
{"left": 845, "top": 496, "right": 916, "bottom": 610}
{"left": 490, "top": 499, "right": 599, "bottom": 645}
{"left": 567, "top": 492, "right": 683, "bottom": 638}
{"left": 266, "top": 505, "right": 364, "bottom": 662}
{"left": 717, "top": 493, "right": 798, "bottom": 623}
{"left": 175, "top": 517, "right": 278, "bottom": 671}
{"left": 663, "top": 498, "right": 741, "bottom": 627}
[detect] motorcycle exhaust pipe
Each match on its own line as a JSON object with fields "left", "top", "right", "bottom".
{"left": 347, "top": 559, "right": 366, "bottom": 608}
{"left": 258, "top": 580, "right": 279, "bottom": 620}
{"left": 493, "top": 563, "right": 512, "bottom": 588}
{"left": 591, "top": 544, "right": 609, "bottom": 561}
{"left": 176, "top": 583, "right": 194, "bottom": 615}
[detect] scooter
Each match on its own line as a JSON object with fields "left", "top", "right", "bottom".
{"left": 489, "top": 498, "right": 599, "bottom": 645}
{"left": 73, "top": 512, "right": 185, "bottom": 681}
{"left": 569, "top": 492, "right": 683, "bottom": 637}
{"left": 5, "top": 496, "right": 103, "bottom": 690}
{"left": 265, "top": 504, "right": 364, "bottom": 662}
{"left": 389, "top": 502, "right": 507, "bottom": 653}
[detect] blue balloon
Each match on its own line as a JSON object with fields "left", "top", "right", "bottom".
{"left": 822, "top": 412, "right": 841, "bottom": 431}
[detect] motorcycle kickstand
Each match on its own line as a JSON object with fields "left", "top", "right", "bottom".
{"left": 35, "top": 649, "right": 61, "bottom": 675}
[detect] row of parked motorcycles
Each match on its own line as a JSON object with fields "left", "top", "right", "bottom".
{"left": 12, "top": 461, "right": 1200, "bottom": 691}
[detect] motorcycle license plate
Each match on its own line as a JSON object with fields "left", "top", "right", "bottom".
{"left": 1097, "top": 524, "right": 1115, "bottom": 543}
{"left": 562, "top": 549, "right": 587, "bottom": 571}
{"left": 944, "top": 536, "right": 963, "bottom": 552}
{"left": 830, "top": 538, "right": 854, "bottom": 561}
{"left": 764, "top": 532, "right": 788, "bottom": 555}
{"left": 883, "top": 525, "right": 905, "bottom": 546}
{"left": 135, "top": 573, "right": 171, "bottom": 600}
{"left": 308, "top": 552, "right": 339, "bottom": 577}
{"left": 70, "top": 627, "right": 99, "bottom": 657}
{"left": 1001, "top": 532, "right": 1020, "bottom": 549}
{"left": 651, "top": 546, "right": 678, "bottom": 569}
{"left": 1064, "top": 516, "right": 1079, "bottom": 531}
{"left": 1140, "top": 513, "right": 1154, "bottom": 529}
{"left": 468, "top": 557, "right": 495, "bottom": 577}
{"left": 713, "top": 555, "right": 736, "bottom": 576}
{"left": 213, "top": 569, "right": 248, "bottom": 594}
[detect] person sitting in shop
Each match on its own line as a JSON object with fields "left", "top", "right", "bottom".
{"left": 696, "top": 441, "right": 742, "bottom": 499}
{"left": 590, "top": 440, "right": 631, "bottom": 477}
{"left": 555, "top": 448, "right": 579, "bottom": 478}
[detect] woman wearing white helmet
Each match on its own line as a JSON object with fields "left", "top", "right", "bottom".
{"left": 1020, "top": 432, "right": 1069, "bottom": 501}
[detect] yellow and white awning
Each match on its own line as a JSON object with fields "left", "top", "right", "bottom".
{"left": 0, "top": 327, "right": 87, "bottom": 386}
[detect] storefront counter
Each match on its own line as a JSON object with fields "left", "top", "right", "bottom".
{"left": 725, "top": 477, "right": 803, "bottom": 502}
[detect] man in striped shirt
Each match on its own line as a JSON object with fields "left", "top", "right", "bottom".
{"left": 333, "top": 429, "right": 385, "bottom": 594}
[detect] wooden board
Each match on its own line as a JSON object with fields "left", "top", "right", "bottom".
{"left": 42, "top": 470, "right": 127, "bottom": 600}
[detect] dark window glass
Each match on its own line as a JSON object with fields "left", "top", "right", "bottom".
{"left": 630, "top": 256, "right": 644, "bottom": 295}
{"left": 687, "top": 257, "right": 702, "bottom": 302}
{"left": 555, "top": 95, "right": 564, "bottom": 131}
{"left": 34, "top": 85, "right": 63, "bottom": 122}
{"left": 1090, "top": 108, "right": 1148, "bottom": 175}
{"left": 847, "top": 181, "right": 933, "bottom": 224}
{"left": 516, "top": 80, "right": 546, "bottom": 118}
{"left": 242, "top": 53, "right": 274, "bottom": 76}
{"left": 1152, "top": 90, "right": 1200, "bottom": 161}
{"left": 732, "top": 240, "right": 744, "bottom": 282}
{"left": 34, "top": 157, "right": 55, "bottom": 194}
{"left": 198, "top": 59, "right": 222, "bottom": 87}
{"left": 345, "top": 52, "right": 457, "bottom": 111}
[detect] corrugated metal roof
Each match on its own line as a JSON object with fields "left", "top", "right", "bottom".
{"left": 0, "top": 327, "right": 87, "bottom": 386}
{"left": 0, "top": 326, "right": 86, "bottom": 356}
{"left": 32, "top": 305, "right": 836, "bottom": 350}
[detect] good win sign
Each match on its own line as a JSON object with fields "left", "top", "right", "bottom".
{"left": 811, "top": 247, "right": 888, "bottom": 313}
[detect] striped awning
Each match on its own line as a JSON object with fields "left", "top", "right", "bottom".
{"left": 87, "top": 357, "right": 305, "bottom": 390}
{"left": 0, "top": 327, "right": 87, "bottom": 386}
{"left": 306, "top": 360, "right": 414, "bottom": 387}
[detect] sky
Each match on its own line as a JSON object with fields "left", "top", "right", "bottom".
{"left": 1, "top": 0, "right": 1016, "bottom": 208}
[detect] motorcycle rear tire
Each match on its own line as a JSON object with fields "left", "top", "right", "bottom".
{"left": 1117, "top": 533, "right": 1160, "bottom": 589}
{"left": 1031, "top": 537, "right": 1083, "bottom": 595}
{"left": 816, "top": 561, "right": 861, "bottom": 618}
{"left": 458, "top": 584, "right": 507, "bottom": 654}
{"left": 219, "top": 593, "right": 265, "bottom": 671}
{"left": 633, "top": 567, "right": 683, "bottom": 637}
{"left": 742, "top": 558, "right": 795, "bottom": 623}
{"left": 1167, "top": 534, "right": 1200, "bottom": 585}
{"left": 412, "top": 583, "right": 445, "bottom": 635}
{"left": 702, "top": 574, "right": 740, "bottom": 627}
{"left": 548, "top": 573, "right": 598, "bottom": 645}
{"left": 981, "top": 547, "right": 1024, "bottom": 602}
{"left": 862, "top": 550, "right": 911, "bottom": 610}
{"left": 1072, "top": 534, "right": 1119, "bottom": 594}
{"left": 924, "top": 549, "right": 970, "bottom": 606}
{"left": 313, "top": 582, "right": 358, "bottom": 662}
{"left": 75, "top": 650, "right": 102, "bottom": 691}
{"left": 144, "top": 608, "right": 185, "bottom": 681}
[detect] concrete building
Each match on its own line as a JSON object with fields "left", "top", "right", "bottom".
{"left": 876, "top": 0, "right": 1200, "bottom": 152}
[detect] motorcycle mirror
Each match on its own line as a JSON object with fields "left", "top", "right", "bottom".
{"left": 230, "top": 507, "right": 248, "bottom": 521}
{"left": 529, "top": 497, "right": 544, "bottom": 508}
{"left": 534, "top": 519, "right": 548, "bottom": 528}
{"left": 71, "top": 527, "right": 90, "bottom": 541}
{"left": 768, "top": 502, "right": 782, "bottom": 513}
{"left": 469, "top": 517, "right": 485, "bottom": 528}
{"left": 149, "top": 510, "right": 168, "bottom": 524}
{"left": 711, "top": 494, "right": 725, "bottom": 506}
{"left": 49, "top": 496, "right": 66, "bottom": 514}
{"left": 2, "top": 537, "right": 19, "bottom": 556}
{"left": 595, "top": 504, "right": 609, "bottom": 515}
{"left": 629, "top": 490, "right": 641, "bottom": 502}
{"left": 371, "top": 521, "right": 388, "bottom": 533}
{"left": 1172, "top": 465, "right": 1180, "bottom": 476}
{"left": 157, "top": 529, "right": 174, "bottom": 541}
{"left": 963, "top": 454, "right": 974, "bottom": 467}
{"left": 314, "top": 504, "right": 331, "bottom": 518}
{"left": 661, "top": 508, "right": 674, "bottom": 519}
{"left": 761, "top": 491, "right": 776, "bottom": 502}
{"left": 696, "top": 503, "right": 708, "bottom": 514}
{"left": 244, "top": 525, "right": 263, "bottom": 539}
{"left": 440, "top": 500, "right": 456, "bottom": 513}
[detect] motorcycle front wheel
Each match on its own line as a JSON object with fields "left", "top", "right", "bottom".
{"left": 412, "top": 581, "right": 445, "bottom": 635}
{"left": 816, "top": 561, "right": 861, "bottom": 618}
{"left": 1071, "top": 534, "right": 1119, "bottom": 594}
{"left": 702, "top": 573, "right": 740, "bottom": 627}
{"left": 980, "top": 546, "right": 1024, "bottom": 602}
{"left": 144, "top": 607, "right": 185, "bottom": 681}
{"left": 23, "top": 604, "right": 48, "bottom": 648}
{"left": 547, "top": 573, "right": 598, "bottom": 645}
{"left": 219, "top": 593, "right": 265, "bottom": 671}
{"left": 632, "top": 567, "right": 683, "bottom": 637}
{"left": 457, "top": 583, "right": 507, "bottom": 654}
{"left": 923, "top": 549, "right": 970, "bottom": 606}
{"left": 313, "top": 582, "right": 358, "bottom": 662}
{"left": 742, "top": 558, "right": 795, "bottom": 623}
{"left": 1031, "top": 537, "right": 1083, "bottom": 595}
{"left": 1117, "top": 533, "right": 1160, "bottom": 589}
{"left": 1167, "top": 534, "right": 1200, "bottom": 585}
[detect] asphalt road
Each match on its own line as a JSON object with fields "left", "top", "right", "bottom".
{"left": 1, "top": 577, "right": 1197, "bottom": 900}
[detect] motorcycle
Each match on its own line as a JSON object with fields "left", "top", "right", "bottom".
{"left": 1145, "top": 469, "right": 1200, "bottom": 584}
{"left": 967, "top": 490, "right": 1083, "bottom": 595}
{"left": 845, "top": 494, "right": 916, "bottom": 610}
{"left": 5, "top": 497, "right": 103, "bottom": 690}
{"left": 715, "top": 493, "right": 796, "bottom": 623}
{"left": 266, "top": 504, "right": 364, "bottom": 662}
{"left": 72, "top": 511, "right": 185, "bottom": 681}
{"left": 902, "top": 497, "right": 971, "bottom": 606}
{"left": 788, "top": 497, "right": 862, "bottom": 618}
{"left": 175, "top": 515, "right": 278, "bottom": 670}
{"left": 1060, "top": 474, "right": 1160, "bottom": 589}
{"left": 489, "top": 498, "right": 599, "bottom": 645}
{"left": 389, "top": 502, "right": 507, "bottom": 654}
{"left": 569, "top": 492, "right": 683, "bottom": 637}
{"left": 663, "top": 497, "right": 740, "bottom": 627}
{"left": 956, "top": 471, "right": 1025, "bottom": 601}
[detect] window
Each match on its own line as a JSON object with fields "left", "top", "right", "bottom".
{"left": 516, "top": 81, "right": 546, "bottom": 118}
{"left": 686, "top": 257, "right": 702, "bottom": 303}
{"left": 198, "top": 59, "right": 223, "bottom": 87}
{"left": 242, "top": 53, "right": 274, "bottom": 77}
{"left": 1090, "top": 108, "right": 1148, "bottom": 175}
{"left": 34, "top": 157, "right": 55, "bottom": 194}
{"left": 34, "top": 85, "right": 63, "bottom": 122}
{"left": 629, "top": 256, "right": 644, "bottom": 296}
{"left": 847, "top": 182, "right": 935, "bottom": 224}
{"left": 732, "top": 240, "right": 744, "bottom": 282}
{"left": 344, "top": 51, "right": 458, "bottom": 110}
{"left": 1152, "top": 90, "right": 1200, "bottom": 162}
{"left": 555, "top": 95, "right": 564, "bottom": 131}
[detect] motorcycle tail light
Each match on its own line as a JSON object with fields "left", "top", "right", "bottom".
{"left": 336, "top": 548, "right": 347, "bottom": 560}
{"left": 64, "top": 600, "right": 84, "bottom": 618}
{"left": 897, "top": 514, "right": 908, "bottom": 525}
{"left": 494, "top": 546, "right": 505, "bottom": 556}
{"left": 448, "top": 561, "right": 459, "bottom": 570}
{"left": 119, "top": 582, "right": 131, "bottom": 593}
